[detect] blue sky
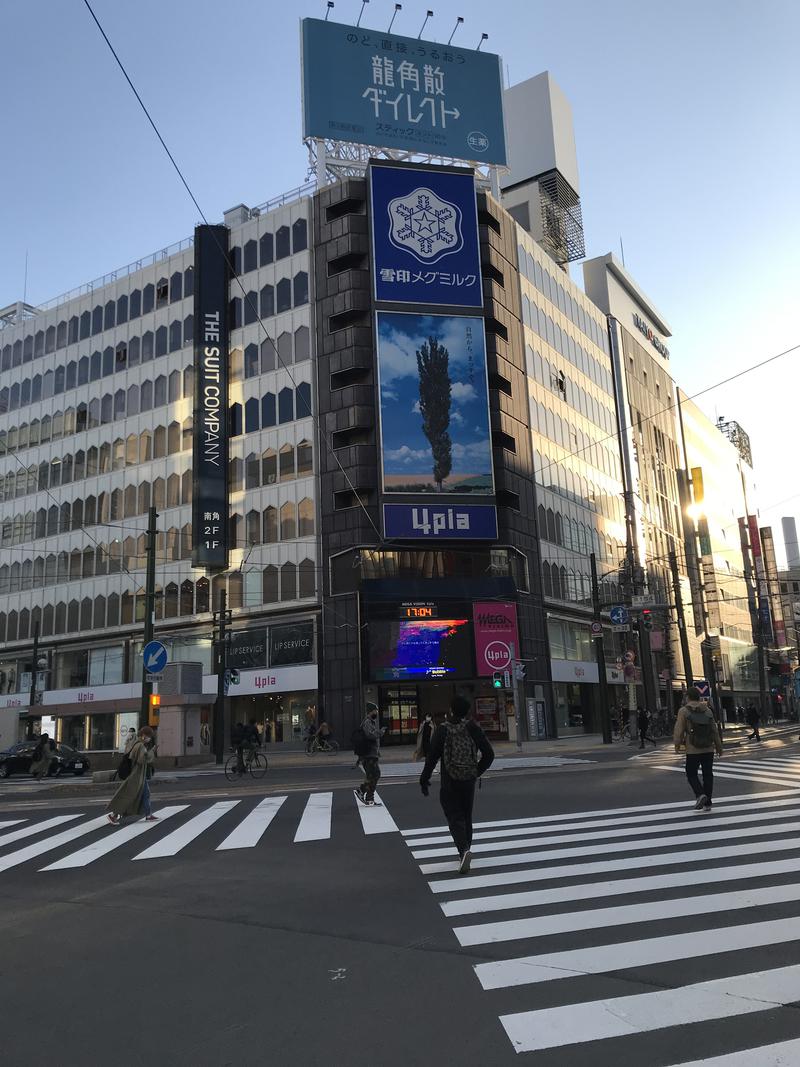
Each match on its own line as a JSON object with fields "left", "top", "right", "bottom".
{"left": 1, "top": 1, "right": 798, "bottom": 549}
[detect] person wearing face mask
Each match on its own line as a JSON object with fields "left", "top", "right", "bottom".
{"left": 354, "top": 702, "right": 384, "bottom": 807}
{"left": 414, "top": 713, "right": 434, "bottom": 761}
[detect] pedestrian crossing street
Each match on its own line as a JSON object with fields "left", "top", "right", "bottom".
{"left": 645, "top": 752, "right": 800, "bottom": 791}
{"left": 0, "top": 790, "right": 399, "bottom": 875}
{"left": 402, "top": 787, "right": 800, "bottom": 1064}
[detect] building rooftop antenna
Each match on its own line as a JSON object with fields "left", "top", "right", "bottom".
{"left": 324, "top": 1, "right": 334, "bottom": 20}
{"left": 476, "top": 32, "right": 488, "bottom": 50}
{"left": 356, "top": 0, "right": 369, "bottom": 28}
{"left": 448, "top": 16, "right": 463, "bottom": 45}
{"left": 418, "top": 9, "right": 433, "bottom": 38}
{"left": 388, "top": 3, "right": 401, "bottom": 31}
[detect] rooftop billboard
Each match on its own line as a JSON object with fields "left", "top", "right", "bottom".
{"left": 301, "top": 18, "right": 507, "bottom": 165}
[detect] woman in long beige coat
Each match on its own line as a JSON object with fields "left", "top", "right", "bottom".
{"left": 107, "top": 726, "right": 156, "bottom": 824}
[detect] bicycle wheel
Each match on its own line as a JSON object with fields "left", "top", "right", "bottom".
{"left": 327, "top": 740, "right": 340, "bottom": 752}
{"left": 224, "top": 755, "right": 241, "bottom": 782}
{"left": 249, "top": 753, "right": 268, "bottom": 779}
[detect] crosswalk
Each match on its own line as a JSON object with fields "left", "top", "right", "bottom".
{"left": 402, "top": 787, "right": 800, "bottom": 1063}
{"left": 648, "top": 752, "right": 800, "bottom": 790}
{"left": 0, "top": 789, "right": 399, "bottom": 876}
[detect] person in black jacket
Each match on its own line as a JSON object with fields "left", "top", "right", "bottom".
{"left": 420, "top": 695, "right": 494, "bottom": 874}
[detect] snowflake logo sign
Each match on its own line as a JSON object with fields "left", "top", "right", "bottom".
{"left": 387, "top": 187, "right": 464, "bottom": 264}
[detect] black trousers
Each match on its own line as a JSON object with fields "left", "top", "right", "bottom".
{"left": 685, "top": 752, "right": 715, "bottom": 799}
{"left": 439, "top": 778, "right": 476, "bottom": 856}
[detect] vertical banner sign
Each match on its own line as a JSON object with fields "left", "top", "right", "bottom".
{"left": 192, "top": 225, "right": 230, "bottom": 569}
{"left": 473, "top": 602, "right": 520, "bottom": 676}
{"left": 748, "top": 515, "right": 773, "bottom": 644}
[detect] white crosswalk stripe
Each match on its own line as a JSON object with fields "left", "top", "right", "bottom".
{"left": 0, "top": 789, "right": 400, "bottom": 875}
{"left": 404, "top": 789, "right": 800, "bottom": 1062}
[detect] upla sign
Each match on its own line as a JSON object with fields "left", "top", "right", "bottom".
{"left": 473, "top": 601, "right": 520, "bottom": 676}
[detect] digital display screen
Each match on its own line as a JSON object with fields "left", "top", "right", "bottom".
{"left": 399, "top": 604, "right": 437, "bottom": 620}
{"left": 369, "top": 617, "right": 473, "bottom": 680}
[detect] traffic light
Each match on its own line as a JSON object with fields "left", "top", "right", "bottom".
{"left": 513, "top": 662, "right": 527, "bottom": 681}
{"left": 642, "top": 609, "right": 653, "bottom": 632}
{"left": 492, "top": 672, "right": 503, "bottom": 689}
{"left": 148, "top": 692, "right": 161, "bottom": 726}
{"left": 229, "top": 668, "right": 240, "bottom": 685}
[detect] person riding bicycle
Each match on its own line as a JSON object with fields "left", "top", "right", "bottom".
{"left": 231, "top": 721, "right": 246, "bottom": 774}
{"left": 313, "top": 720, "right": 334, "bottom": 750}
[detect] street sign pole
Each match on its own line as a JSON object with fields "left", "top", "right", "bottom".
{"left": 590, "top": 554, "right": 612, "bottom": 744}
{"left": 139, "top": 505, "right": 158, "bottom": 730}
{"left": 509, "top": 642, "right": 523, "bottom": 750}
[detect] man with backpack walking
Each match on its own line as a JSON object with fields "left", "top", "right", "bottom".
{"left": 674, "top": 686, "right": 723, "bottom": 812}
{"left": 353, "top": 702, "right": 383, "bottom": 806}
{"left": 420, "top": 695, "right": 494, "bottom": 874}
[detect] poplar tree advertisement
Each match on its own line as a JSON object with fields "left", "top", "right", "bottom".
{"left": 377, "top": 311, "right": 493, "bottom": 495}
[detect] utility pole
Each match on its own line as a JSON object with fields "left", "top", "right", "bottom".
{"left": 509, "top": 642, "right": 523, "bottom": 750}
{"left": 669, "top": 548, "right": 694, "bottom": 688}
{"left": 27, "top": 620, "right": 40, "bottom": 739}
{"left": 139, "top": 505, "right": 158, "bottom": 729}
{"left": 590, "top": 553, "right": 612, "bottom": 744}
{"left": 212, "top": 588, "right": 230, "bottom": 764}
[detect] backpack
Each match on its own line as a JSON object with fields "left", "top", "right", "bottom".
{"left": 686, "top": 709, "right": 716, "bottom": 748}
{"left": 443, "top": 721, "right": 479, "bottom": 781}
{"left": 32, "top": 741, "right": 44, "bottom": 762}
{"left": 117, "top": 745, "right": 135, "bottom": 780}
{"left": 351, "top": 726, "right": 371, "bottom": 758}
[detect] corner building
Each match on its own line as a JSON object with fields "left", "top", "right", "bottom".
{"left": 0, "top": 188, "right": 320, "bottom": 753}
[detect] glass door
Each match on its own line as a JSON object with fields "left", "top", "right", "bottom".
{"left": 381, "top": 686, "right": 419, "bottom": 744}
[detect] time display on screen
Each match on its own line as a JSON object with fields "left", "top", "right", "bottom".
{"left": 399, "top": 604, "right": 438, "bottom": 620}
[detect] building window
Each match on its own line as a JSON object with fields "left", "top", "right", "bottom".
{"left": 276, "top": 226, "right": 290, "bottom": 260}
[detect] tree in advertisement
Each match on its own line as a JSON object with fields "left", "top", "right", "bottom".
{"left": 416, "top": 336, "right": 452, "bottom": 491}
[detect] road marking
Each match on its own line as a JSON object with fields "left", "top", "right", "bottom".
{"left": 656, "top": 766, "right": 800, "bottom": 788}
{"left": 0, "top": 820, "right": 24, "bottom": 832}
{"left": 499, "top": 963, "right": 800, "bottom": 1053}
{"left": 428, "top": 831, "right": 800, "bottom": 894}
{"left": 0, "top": 815, "right": 110, "bottom": 873}
{"left": 663, "top": 1037, "right": 800, "bottom": 1065}
{"left": 133, "top": 801, "right": 240, "bottom": 860}
{"left": 355, "top": 792, "right": 399, "bottom": 835}
{"left": 0, "top": 816, "right": 79, "bottom": 846}
{"left": 474, "top": 916, "right": 800, "bottom": 990}
{"left": 453, "top": 881, "right": 800, "bottom": 947}
{"left": 43, "top": 806, "right": 188, "bottom": 869}
{"left": 443, "top": 853, "right": 800, "bottom": 917}
{"left": 216, "top": 796, "right": 287, "bottom": 851}
{"left": 294, "top": 792, "right": 333, "bottom": 842}
{"left": 419, "top": 814, "right": 800, "bottom": 876}
{"left": 411, "top": 802, "right": 800, "bottom": 859}
{"left": 400, "top": 788, "right": 800, "bottom": 839}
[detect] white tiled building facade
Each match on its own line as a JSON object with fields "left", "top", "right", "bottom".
{"left": 0, "top": 190, "right": 320, "bottom": 752}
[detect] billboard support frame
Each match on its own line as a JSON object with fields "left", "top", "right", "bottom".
{"left": 307, "top": 137, "right": 504, "bottom": 194}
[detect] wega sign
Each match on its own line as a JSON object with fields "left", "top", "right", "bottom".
{"left": 473, "top": 601, "right": 520, "bottom": 676}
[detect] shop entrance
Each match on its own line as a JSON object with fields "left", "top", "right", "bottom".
{"left": 378, "top": 681, "right": 509, "bottom": 744}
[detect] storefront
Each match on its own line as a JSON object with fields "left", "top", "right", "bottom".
{"left": 228, "top": 663, "right": 318, "bottom": 747}
{"left": 39, "top": 683, "right": 141, "bottom": 752}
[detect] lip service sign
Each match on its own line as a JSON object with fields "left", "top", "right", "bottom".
{"left": 473, "top": 602, "right": 520, "bottom": 676}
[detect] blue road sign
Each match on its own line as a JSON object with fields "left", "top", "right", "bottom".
{"left": 142, "top": 641, "right": 168, "bottom": 674}
{"left": 695, "top": 680, "right": 711, "bottom": 700}
{"left": 609, "top": 606, "right": 629, "bottom": 626}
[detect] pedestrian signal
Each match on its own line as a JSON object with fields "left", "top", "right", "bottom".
{"left": 492, "top": 672, "right": 503, "bottom": 689}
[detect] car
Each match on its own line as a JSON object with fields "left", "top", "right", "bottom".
{"left": 0, "top": 741, "right": 91, "bottom": 779}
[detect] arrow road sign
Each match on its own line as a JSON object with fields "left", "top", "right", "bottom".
{"left": 142, "top": 641, "right": 168, "bottom": 674}
{"left": 695, "top": 680, "right": 712, "bottom": 700}
{"left": 609, "top": 606, "right": 629, "bottom": 625}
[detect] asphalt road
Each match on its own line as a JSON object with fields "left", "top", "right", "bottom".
{"left": 2, "top": 734, "right": 800, "bottom": 1066}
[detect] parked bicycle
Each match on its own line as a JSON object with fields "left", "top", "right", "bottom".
{"left": 224, "top": 746, "right": 268, "bottom": 781}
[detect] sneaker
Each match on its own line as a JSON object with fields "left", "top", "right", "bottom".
{"left": 145, "top": 815, "right": 158, "bottom": 822}
{"left": 694, "top": 794, "right": 707, "bottom": 811}
{"left": 459, "top": 850, "right": 472, "bottom": 875}
{"left": 365, "top": 799, "right": 376, "bottom": 807}
{"left": 702, "top": 799, "right": 713, "bottom": 812}
{"left": 107, "top": 814, "right": 120, "bottom": 825}
{"left": 353, "top": 787, "right": 366, "bottom": 804}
